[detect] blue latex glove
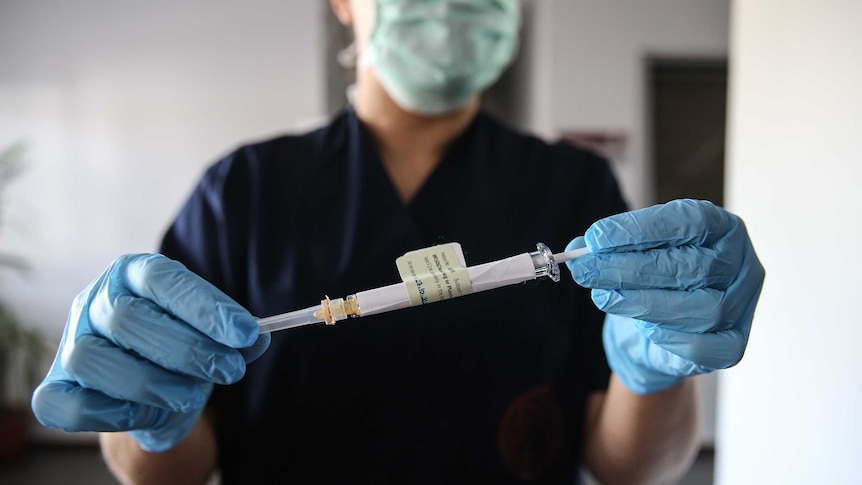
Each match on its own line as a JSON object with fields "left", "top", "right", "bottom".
{"left": 566, "top": 199, "right": 764, "bottom": 394}
{"left": 31, "top": 254, "right": 270, "bottom": 452}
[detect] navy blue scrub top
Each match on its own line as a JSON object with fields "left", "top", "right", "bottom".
{"left": 160, "top": 109, "right": 627, "bottom": 484}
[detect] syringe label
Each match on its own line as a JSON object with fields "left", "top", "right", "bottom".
{"left": 395, "top": 243, "right": 474, "bottom": 306}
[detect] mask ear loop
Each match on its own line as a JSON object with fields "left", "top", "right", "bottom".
{"left": 339, "top": 1, "right": 378, "bottom": 108}
{"left": 337, "top": 41, "right": 357, "bottom": 69}
{"left": 342, "top": 41, "right": 375, "bottom": 107}
{"left": 336, "top": 41, "right": 361, "bottom": 106}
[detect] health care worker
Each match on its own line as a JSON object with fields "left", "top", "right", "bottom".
{"left": 31, "top": 0, "right": 764, "bottom": 483}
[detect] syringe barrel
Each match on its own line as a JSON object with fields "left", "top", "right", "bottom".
{"left": 355, "top": 252, "right": 537, "bottom": 317}
{"left": 258, "top": 242, "right": 570, "bottom": 331}
{"left": 354, "top": 283, "right": 412, "bottom": 317}
{"left": 468, "top": 253, "right": 537, "bottom": 292}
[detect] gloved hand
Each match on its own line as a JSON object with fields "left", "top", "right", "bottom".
{"left": 31, "top": 254, "right": 270, "bottom": 452}
{"left": 566, "top": 199, "right": 764, "bottom": 394}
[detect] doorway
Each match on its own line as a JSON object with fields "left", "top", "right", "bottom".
{"left": 650, "top": 59, "right": 728, "bottom": 205}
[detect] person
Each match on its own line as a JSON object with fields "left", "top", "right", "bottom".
{"left": 31, "top": 1, "right": 764, "bottom": 483}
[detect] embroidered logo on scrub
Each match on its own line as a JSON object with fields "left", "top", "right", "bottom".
{"left": 497, "top": 385, "right": 564, "bottom": 480}
{"left": 395, "top": 243, "right": 474, "bottom": 306}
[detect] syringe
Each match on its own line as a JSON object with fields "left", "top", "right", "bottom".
{"left": 257, "top": 242, "right": 590, "bottom": 334}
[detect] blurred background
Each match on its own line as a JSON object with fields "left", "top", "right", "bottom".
{"left": 0, "top": 0, "right": 859, "bottom": 484}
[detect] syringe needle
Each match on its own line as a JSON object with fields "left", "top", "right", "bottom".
{"left": 258, "top": 305, "right": 323, "bottom": 334}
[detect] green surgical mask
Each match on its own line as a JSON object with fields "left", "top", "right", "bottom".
{"left": 364, "top": 0, "right": 521, "bottom": 116}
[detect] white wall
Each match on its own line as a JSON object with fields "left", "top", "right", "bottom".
{"left": 0, "top": 0, "right": 325, "bottom": 345}
{"left": 718, "top": 1, "right": 862, "bottom": 484}
{"left": 532, "top": 0, "right": 730, "bottom": 209}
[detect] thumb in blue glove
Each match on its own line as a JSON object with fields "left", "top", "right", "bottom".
{"left": 566, "top": 199, "right": 765, "bottom": 394}
{"left": 31, "top": 254, "right": 270, "bottom": 452}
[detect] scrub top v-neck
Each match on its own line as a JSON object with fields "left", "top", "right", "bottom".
{"left": 160, "top": 108, "right": 627, "bottom": 484}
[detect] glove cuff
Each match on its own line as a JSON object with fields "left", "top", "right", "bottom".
{"left": 603, "top": 315, "right": 683, "bottom": 394}
{"left": 129, "top": 406, "right": 205, "bottom": 453}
